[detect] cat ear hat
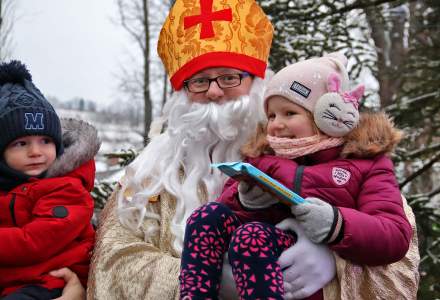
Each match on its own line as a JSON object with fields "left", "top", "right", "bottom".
{"left": 264, "top": 52, "right": 365, "bottom": 137}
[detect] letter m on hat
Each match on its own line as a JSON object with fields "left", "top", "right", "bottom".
{"left": 25, "top": 112, "right": 44, "bottom": 130}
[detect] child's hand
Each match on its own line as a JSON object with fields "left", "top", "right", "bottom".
{"left": 290, "top": 197, "right": 343, "bottom": 243}
{"left": 49, "top": 268, "right": 85, "bottom": 300}
{"left": 238, "top": 181, "right": 278, "bottom": 209}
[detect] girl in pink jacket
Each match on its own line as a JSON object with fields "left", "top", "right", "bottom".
{"left": 179, "top": 53, "right": 412, "bottom": 300}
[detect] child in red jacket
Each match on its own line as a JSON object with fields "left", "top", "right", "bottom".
{"left": 179, "top": 53, "right": 412, "bottom": 300}
{"left": 0, "top": 61, "right": 99, "bottom": 300}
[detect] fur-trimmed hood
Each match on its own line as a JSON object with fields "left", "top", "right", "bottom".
{"left": 341, "top": 112, "right": 403, "bottom": 158}
{"left": 46, "top": 118, "right": 101, "bottom": 178}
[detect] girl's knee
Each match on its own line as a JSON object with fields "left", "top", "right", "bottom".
{"left": 187, "top": 202, "right": 235, "bottom": 226}
{"left": 232, "top": 222, "right": 270, "bottom": 238}
{"left": 229, "top": 222, "right": 274, "bottom": 257}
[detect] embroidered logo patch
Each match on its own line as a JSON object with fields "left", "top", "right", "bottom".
{"left": 25, "top": 112, "right": 44, "bottom": 130}
{"left": 290, "top": 81, "right": 311, "bottom": 98}
{"left": 332, "top": 167, "right": 351, "bottom": 185}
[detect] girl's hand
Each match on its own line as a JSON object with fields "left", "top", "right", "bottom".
{"left": 49, "top": 268, "right": 86, "bottom": 300}
{"left": 238, "top": 181, "right": 278, "bottom": 209}
{"left": 290, "top": 197, "right": 342, "bottom": 243}
{"left": 277, "top": 218, "right": 336, "bottom": 299}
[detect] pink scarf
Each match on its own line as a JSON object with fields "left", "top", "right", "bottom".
{"left": 267, "top": 134, "right": 344, "bottom": 159}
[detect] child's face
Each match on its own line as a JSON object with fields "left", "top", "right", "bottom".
{"left": 267, "top": 96, "right": 316, "bottom": 138}
{"left": 4, "top": 135, "right": 56, "bottom": 176}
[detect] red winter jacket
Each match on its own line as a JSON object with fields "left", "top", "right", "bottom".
{"left": 0, "top": 119, "right": 99, "bottom": 296}
{"left": 217, "top": 149, "right": 412, "bottom": 266}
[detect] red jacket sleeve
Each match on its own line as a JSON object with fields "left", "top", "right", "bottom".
{"left": 0, "top": 178, "right": 94, "bottom": 266}
{"left": 330, "top": 156, "right": 412, "bottom": 265}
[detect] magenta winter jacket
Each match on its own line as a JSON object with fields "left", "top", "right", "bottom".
{"left": 217, "top": 147, "right": 412, "bottom": 266}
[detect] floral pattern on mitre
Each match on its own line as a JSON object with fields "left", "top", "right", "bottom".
{"left": 158, "top": 0, "right": 273, "bottom": 81}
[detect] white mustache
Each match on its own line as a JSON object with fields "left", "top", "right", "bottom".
{"left": 168, "top": 95, "right": 252, "bottom": 142}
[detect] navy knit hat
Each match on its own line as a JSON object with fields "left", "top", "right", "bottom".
{"left": 0, "top": 60, "right": 63, "bottom": 156}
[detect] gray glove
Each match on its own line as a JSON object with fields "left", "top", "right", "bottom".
{"left": 277, "top": 218, "right": 336, "bottom": 299}
{"left": 290, "top": 197, "right": 343, "bottom": 244}
{"left": 238, "top": 181, "right": 278, "bottom": 209}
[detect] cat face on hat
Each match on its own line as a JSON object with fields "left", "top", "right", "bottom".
{"left": 313, "top": 72, "right": 364, "bottom": 137}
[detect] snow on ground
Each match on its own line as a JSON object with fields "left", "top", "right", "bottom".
{"left": 56, "top": 108, "right": 144, "bottom": 182}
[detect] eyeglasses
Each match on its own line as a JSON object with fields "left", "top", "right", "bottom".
{"left": 183, "top": 72, "right": 250, "bottom": 93}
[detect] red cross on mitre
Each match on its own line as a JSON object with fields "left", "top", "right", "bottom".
{"left": 184, "top": 0, "right": 232, "bottom": 39}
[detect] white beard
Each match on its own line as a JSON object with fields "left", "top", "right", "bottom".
{"left": 117, "top": 77, "right": 266, "bottom": 253}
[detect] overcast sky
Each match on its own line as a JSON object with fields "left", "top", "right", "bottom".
{"left": 11, "top": 0, "right": 146, "bottom": 107}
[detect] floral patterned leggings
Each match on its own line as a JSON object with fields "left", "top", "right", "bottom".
{"left": 179, "top": 202, "right": 295, "bottom": 300}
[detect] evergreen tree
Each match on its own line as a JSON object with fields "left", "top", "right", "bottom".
{"left": 391, "top": 1, "right": 440, "bottom": 297}
{"left": 92, "top": 149, "right": 138, "bottom": 210}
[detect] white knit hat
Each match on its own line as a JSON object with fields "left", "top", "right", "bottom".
{"left": 264, "top": 52, "right": 364, "bottom": 137}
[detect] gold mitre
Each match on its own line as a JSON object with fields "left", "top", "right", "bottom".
{"left": 158, "top": 0, "right": 273, "bottom": 90}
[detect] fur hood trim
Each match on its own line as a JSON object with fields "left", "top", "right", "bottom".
{"left": 341, "top": 112, "right": 402, "bottom": 159}
{"left": 46, "top": 118, "right": 101, "bottom": 178}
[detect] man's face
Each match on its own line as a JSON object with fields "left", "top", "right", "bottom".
{"left": 184, "top": 67, "right": 253, "bottom": 103}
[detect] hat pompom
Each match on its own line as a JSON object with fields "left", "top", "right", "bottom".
{"left": 0, "top": 60, "right": 33, "bottom": 86}
{"left": 0, "top": 60, "right": 63, "bottom": 157}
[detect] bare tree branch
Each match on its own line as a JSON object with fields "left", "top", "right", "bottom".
{"left": 115, "top": 0, "right": 157, "bottom": 145}
{"left": 142, "top": 0, "right": 151, "bottom": 145}
{"left": 420, "top": 238, "right": 440, "bottom": 264}
{"left": 116, "top": 0, "right": 145, "bottom": 52}
{"left": 399, "top": 151, "right": 440, "bottom": 188}
{"left": 283, "top": 0, "right": 418, "bottom": 22}
{"left": 428, "top": 186, "right": 440, "bottom": 199}
{"left": 0, "top": 0, "right": 15, "bottom": 61}
{"left": 403, "top": 142, "right": 440, "bottom": 159}
{"left": 385, "top": 91, "right": 439, "bottom": 113}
